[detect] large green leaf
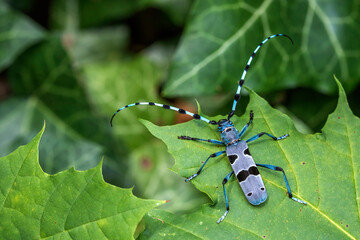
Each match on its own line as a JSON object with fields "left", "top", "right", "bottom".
{"left": 140, "top": 78, "right": 359, "bottom": 239}
{"left": 0, "top": 2, "right": 44, "bottom": 71}
{"left": 0, "top": 125, "right": 163, "bottom": 239}
{"left": 164, "top": 0, "right": 360, "bottom": 96}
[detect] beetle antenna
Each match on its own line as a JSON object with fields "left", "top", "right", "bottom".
{"left": 228, "top": 34, "right": 293, "bottom": 120}
{"left": 110, "top": 102, "right": 217, "bottom": 126}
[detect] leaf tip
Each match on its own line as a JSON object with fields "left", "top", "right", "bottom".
{"left": 244, "top": 86, "right": 259, "bottom": 100}
{"left": 139, "top": 118, "right": 154, "bottom": 129}
{"left": 157, "top": 200, "right": 169, "bottom": 206}
{"left": 333, "top": 75, "right": 346, "bottom": 98}
{"left": 97, "top": 157, "right": 104, "bottom": 169}
{"left": 194, "top": 99, "right": 202, "bottom": 115}
{"left": 333, "top": 75, "right": 352, "bottom": 113}
{"left": 33, "top": 121, "right": 46, "bottom": 145}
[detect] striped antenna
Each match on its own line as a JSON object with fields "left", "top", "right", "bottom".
{"left": 227, "top": 34, "right": 293, "bottom": 119}
{"left": 110, "top": 102, "right": 217, "bottom": 126}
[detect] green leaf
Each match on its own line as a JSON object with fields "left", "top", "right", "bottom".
{"left": 82, "top": 56, "right": 175, "bottom": 147}
{"left": 141, "top": 77, "right": 359, "bottom": 239}
{"left": 0, "top": 98, "right": 102, "bottom": 174}
{"left": 0, "top": 2, "right": 44, "bottom": 71}
{"left": 8, "top": 36, "right": 112, "bottom": 147}
{"left": 50, "top": 0, "right": 191, "bottom": 29}
{"left": 150, "top": 0, "right": 192, "bottom": 26}
{"left": 5, "top": 36, "right": 127, "bottom": 179}
{"left": 50, "top": 0, "right": 150, "bottom": 29}
{"left": 0, "top": 125, "right": 164, "bottom": 239}
{"left": 164, "top": 0, "right": 360, "bottom": 96}
{"left": 128, "top": 140, "right": 209, "bottom": 213}
{"left": 65, "top": 26, "right": 129, "bottom": 68}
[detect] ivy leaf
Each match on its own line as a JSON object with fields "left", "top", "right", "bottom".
{"left": 82, "top": 56, "right": 174, "bottom": 147}
{"left": 8, "top": 37, "right": 105, "bottom": 142}
{"left": 49, "top": 0, "right": 148, "bottom": 29}
{"left": 6, "top": 36, "right": 127, "bottom": 181}
{"left": 141, "top": 77, "right": 359, "bottom": 239}
{"left": 0, "top": 125, "right": 164, "bottom": 239}
{"left": 0, "top": 2, "right": 44, "bottom": 71}
{"left": 49, "top": 0, "right": 191, "bottom": 29}
{"left": 164, "top": 0, "right": 360, "bottom": 96}
{"left": 0, "top": 98, "right": 102, "bottom": 174}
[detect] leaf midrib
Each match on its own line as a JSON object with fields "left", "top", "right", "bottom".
{"left": 342, "top": 112, "right": 360, "bottom": 227}
{"left": 223, "top": 177, "right": 355, "bottom": 239}
{"left": 258, "top": 109, "right": 357, "bottom": 239}
{"left": 263, "top": 177, "right": 356, "bottom": 240}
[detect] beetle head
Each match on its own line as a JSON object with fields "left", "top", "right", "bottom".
{"left": 217, "top": 119, "right": 234, "bottom": 132}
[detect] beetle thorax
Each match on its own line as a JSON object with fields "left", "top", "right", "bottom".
{"left": 218, "top": 120, "right": 241, "bottom": 145}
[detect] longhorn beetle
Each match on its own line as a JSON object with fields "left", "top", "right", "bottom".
{"left": 110, "top": 34, "right": 307, "bottom": 223}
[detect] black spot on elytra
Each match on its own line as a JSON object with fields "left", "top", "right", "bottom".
{"left": 237, "top": 170, "right": 249, "bottom": 182}
{"left": 244, "top": 148, "right": 251, "bottom": 156}
{"left": 228, "top": 154, "right": 238, "bottom": 164}
{"left": 248, "top": 166, "right": 259, "bottom": 175}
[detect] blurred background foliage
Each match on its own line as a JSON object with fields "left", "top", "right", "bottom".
{"left": 0, "top": 0, "right": 359, "bottom": 216}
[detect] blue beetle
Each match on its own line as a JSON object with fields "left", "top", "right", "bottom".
{"left": 111, "top": 34, "right": 307, "bottom": 223}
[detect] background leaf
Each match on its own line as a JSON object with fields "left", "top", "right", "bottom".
{"left": 82, "top": 56, "right": 174, "bottom": 147}
{"left": 164, "top": 0, "right": 360, "bottom": 96}
{"left": 0, "top": 2, "right": 44, "bottom": 71}
{"left": 0, "top": 98, "right": 102, "bottom": 173}
{"left": 140, "top": 78, "right": 359, "bottom": 239}
{"left": 9, "top": 37, "right": 106, "bottom": 142}
{"left": 49, "top": 0, "right": 191, "bottom": 29}
{"left": 5, "top": 36, "right": 125, "bottom": 182}
{"left": 0, "top": 126, "right": 164, "bottom": 239}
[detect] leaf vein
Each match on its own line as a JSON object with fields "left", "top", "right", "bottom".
{"left": 166, "top": 0, "right": 273, "bottom": 92}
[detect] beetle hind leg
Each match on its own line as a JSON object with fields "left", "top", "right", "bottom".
{"left": 217, "top": 171, "right": 234, "bottom": 224}
{"left": 246, "top": 132, "right": 289, "bottom": 143}
{"left": 256, "top": 163, "right": 307, "bottom": 205}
